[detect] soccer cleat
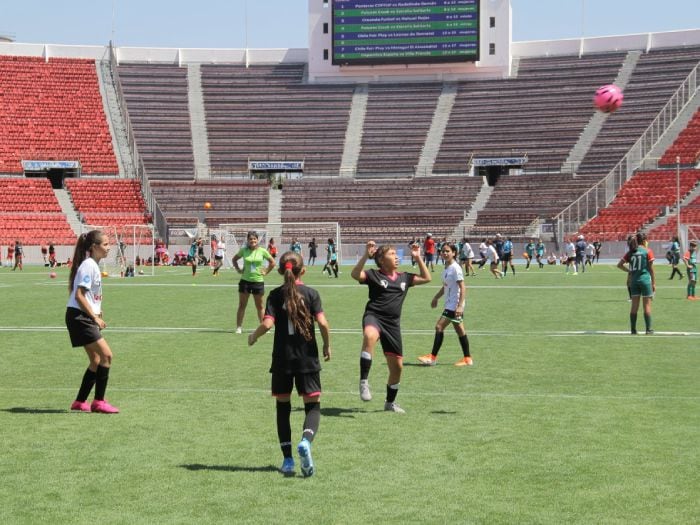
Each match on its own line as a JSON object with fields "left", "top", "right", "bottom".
{"left": 90, "top": 400, "right": 120, "bottom": 414}
{"left": 297, "top": 439, "right": 314, "bottom": 477}
{"left": 417, "top": 354, "right": 437, "bottom": 366}
{"left": 645, "top": 329, "right": 654, "bottom": 335}
{"left": 70, "top": 400, "right": 91, "bottom": 412}
{"left": 384, "top": 402, "right": 406, "bottom": 414}
{"left": 454, "top": 357, "right": 473, "bottom": 367}
{"left": 235, "top": 327, "right": 243, "bottom": 334}
{"left": 280, "top": 457, "right": 295, "bottom": 476}
{"left": 359, "top": 380, "right": 372, "bottom": 401}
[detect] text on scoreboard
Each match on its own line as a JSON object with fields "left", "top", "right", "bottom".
{"left": 332, "top": 0, "right": 480, "bottom": 66}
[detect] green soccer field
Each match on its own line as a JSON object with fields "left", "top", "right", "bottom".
{"left": 0, "top": 262, "right": 698, "bottom": 524}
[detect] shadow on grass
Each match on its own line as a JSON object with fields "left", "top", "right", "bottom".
{"left": 1, "top": 407, "right": 67, "bottom": 414}
{"left": 321, "top": 406, "right": 362, "bottom": 418}
{"left": 430, "top": 410, "right": 457, "bottom": 415}
{"left": 180, "top": 464, "right": 278, "bottom": 473}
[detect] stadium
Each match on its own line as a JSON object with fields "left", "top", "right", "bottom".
{"left": 1, "top": 2, "right": 698, "bottom": 523}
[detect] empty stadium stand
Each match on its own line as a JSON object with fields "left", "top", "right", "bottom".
{"left": 117, "top": 63, "right": 196, "bottom": 180}
{"left": 575, "top": 46, "right": 700, "bottom": 179}
{"left": 0, "top": 178, "right": 76, "bottom": 245}
{"left": 434, "top": 52, "right": 628, "bottom": 174}
{"left": 0, "top": 56, "right": 118, "bottom": 175}
{"left": 579, "top": 169, "right": 700, "bottom": 240}
{"left": 201, "top": 64, "right": 355, "bottom": 176}
{"left": 65, "top": 178, "right": 151, "bottom": 242}
{"left": 469, "top": 173, "right": 594, "bottom": 238}
{"left": 659, "top": 108, "right": 700, "bottom": 167}
{"left": 356, "top": 83, "right": 442, "bottom": 176}
{"left": 280, "top": 176, "right": 483, "bottom": 243}
{"left": 149, "top": 179, "right": 269, "bottom": 229}
{"left": 648, "top": 194, "right": 700, "bottom": 240}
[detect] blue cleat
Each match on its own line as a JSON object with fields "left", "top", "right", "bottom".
{"left": 280, "top": 457, "right": 295, "bottom": 476}
{"left": 297, "top": 439, "right": 314, "bottom": 477}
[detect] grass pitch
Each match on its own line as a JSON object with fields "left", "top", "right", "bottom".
{"left": 0, "top": 262, "right": 698, "bottom": 524}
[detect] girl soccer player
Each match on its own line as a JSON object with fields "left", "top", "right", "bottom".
{"left": 418, "top": 243, "right": 473, "bottom": 367}
{"left": 65, "top": 230, "right": 119, "bottom": 413}
{"left": 683, "top": 240, "right": 697, "bottom": 300}
{"left": 617, "top": 233, "right": 656, "bottom": 334}
{"left": 351, "top": 240, "right": 431, "bottom": 413}
{"left": 248, "top": 251, "right": 331, "bottom": 477}
{"left": 232, "top": 231, "right": 276, "bottom": 334}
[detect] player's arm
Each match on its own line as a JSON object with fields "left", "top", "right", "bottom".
{"left": 263, "top": 254, "right": 276, "bottom": 276}
{"left": 616, "top": 257, "right": 629, "bottom": 273}
{"left": 456, "top": 279, "right": 466, "bottom": 317}
{"left": 351, "top": 241, "right": 376, "bottom": 282}
{"left": 431, "top": 286, "right": 444, "bottom": 308}
{"left": 232, "top": 253, "right": 243, "bottom": 273}
{"left": 315, "top": 312, "right": 331, "bottom": 361}
{"left": 248, "top": 317, "right": 274, "bottom": 346}
{"left": 75, "top": 286, "right": 106, "bottom": 330}
{"left": 648, "top": 257, "right": 656, "bottom": 292}
{"left": 411, "top": 243, "right": 431, "bottom": 285}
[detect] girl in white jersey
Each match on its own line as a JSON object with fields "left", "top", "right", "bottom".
{"left": 419, "top": 243, "right": 473, "bottom": 366}
{"left": 65, "top": 230, "right": 119, "bottom": 414}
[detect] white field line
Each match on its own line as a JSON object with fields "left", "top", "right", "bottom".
{"left": 0, "top": 326, "right": 698, "bottom": 337}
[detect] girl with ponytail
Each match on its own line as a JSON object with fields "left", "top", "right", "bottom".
{"left": 248, "top": 251, "right": 331, "bottom": 477}
{"left": 65, "top": 230, "right": 120, "bottom": 413}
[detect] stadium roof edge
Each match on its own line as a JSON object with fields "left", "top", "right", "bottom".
{"left": 1, "top": 28, "right": 698, "bottom": 63}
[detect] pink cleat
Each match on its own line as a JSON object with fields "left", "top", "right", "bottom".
{"left": 70, "top": 400, "right": 91, "bottom": 412}
{"left": 90, "top": 400, "right": 120, "bottom": 414}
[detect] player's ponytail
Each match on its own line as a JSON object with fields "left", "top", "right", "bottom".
{"left": 68, "top": 230, "right": 103, "bottom": 293}
{"left": 625, "top": 234, "right": 639, "bottom": 261}
{"left": 278, "top": 251, "right": 313, "bottom": 341}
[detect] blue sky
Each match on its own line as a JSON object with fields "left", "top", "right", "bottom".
{"left": 1, "top": 1, "right": 697, "bottom": 48}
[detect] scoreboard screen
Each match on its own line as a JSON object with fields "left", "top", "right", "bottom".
{"left": 332, "top": 0, "right": 480, "bottom": 66}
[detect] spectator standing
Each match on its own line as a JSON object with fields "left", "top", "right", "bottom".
{"left": 307, "top": 238, "right": 318, "bottom": 266}
{"left": 423, "top": 234, "right": 436, "bottom": 272}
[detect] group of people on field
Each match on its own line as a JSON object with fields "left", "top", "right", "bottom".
{"left": 62, "top": 228, "right": 697, "bottom": 478}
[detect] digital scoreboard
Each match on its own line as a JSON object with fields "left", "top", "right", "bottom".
{"left": 332, "top": 0, "right": 480, "bottom": 66}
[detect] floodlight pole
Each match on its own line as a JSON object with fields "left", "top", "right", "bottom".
{"left": 676, "top": 156, "right": 681, "bottom": 245}
{"left": 111, "top": 0, "right": 116, "bottom": 43}
{"left": 244, "top": 0, "right": 249, "bottom": 68}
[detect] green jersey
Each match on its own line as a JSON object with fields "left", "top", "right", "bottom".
{"left": 237, "top": 246, "right": 272, "bottom": 282}
{"left": 624, "top": 246, "right": 653, "bottom": 284}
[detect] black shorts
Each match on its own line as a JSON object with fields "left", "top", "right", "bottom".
{"left": 363, "top": 312, "right": 403, "bottom": 357}
{"left": 65, "top": 307, "right": 102, "bottom": 348}
{"left": 214, "top": 255, "right": 223, "bottom": 261}
{"left": 441, "top": 309, "right": 463, "bottom": 323}
{"left": 238, "top": 280, "right": 265, "bottom": 295}
{"left": 501, "top": 253, "right": 512, "bottom": 262}
{"left": 425, "top": 253, "right": 434, "bottom": 263}
{"left": 271, "top": 370, "right": 321, "bottom": 397}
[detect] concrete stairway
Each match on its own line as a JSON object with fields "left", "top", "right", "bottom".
{"left": 339, "top": 84, "right": 368, "bottom": 177}
{"left": 187, "top": 63, "right": 212, "bottom": 180}
{"left": 54, "top": 189, "right": 82, "bottom": 236}
{"left": 450, "top": 179, "right": 493, "bottom": 239}
{"left": 96, "top": 60, "right": 135, "bottom": 178}
{"left": 416, "top": 82, "right": 458, "bottom": 176}
{"left": 562, "top": 50, "right": 642, "bottom": 173}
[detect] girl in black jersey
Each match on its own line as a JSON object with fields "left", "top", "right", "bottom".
{"left": 351, "top": 240, "right": 431, "bottom": 413}
{"left": 248, "top": 251, "right": 331, "bottom": 477}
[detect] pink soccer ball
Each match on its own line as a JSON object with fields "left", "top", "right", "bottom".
{"left": 594, "top": 84, "right": 624, "bottom": 113}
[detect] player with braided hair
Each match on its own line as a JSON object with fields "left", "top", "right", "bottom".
{"left": 248, "top": 251, "right": 331, "bottom": 477}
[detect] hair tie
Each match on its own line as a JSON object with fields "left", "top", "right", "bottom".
{"left": 284, "top": 262, "right": 293, "bottom": 270}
